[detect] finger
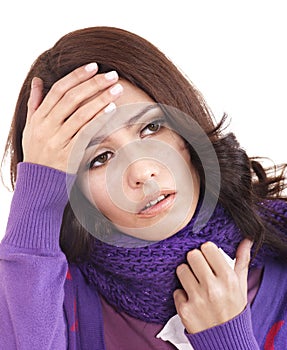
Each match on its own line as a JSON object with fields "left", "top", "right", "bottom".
{"left": 35, "top": 62, "right": 99, "bottom": 118}
{"left": 200, "top": 241, "right": 233, "bottom": 276}
{"left": 63, "top": 104, "right": 118, "bottom": 174}
{"left": 48, "top": 71, "right": 120, "bottom": 125}
{"left": 234, "top": 238, "right": 252, "bottom": 286}
{"left": 27, "top": 77, "right": 44, "bottom": 120}
{"left": 186, "top": 249, "right": 215, "bottom": 285}
{"left": 61, "top": 82, "right": 123, "bottom": 140}
{"left": 173, "top": 288, "right": 188, "bottom": 309}
{"left": 173, "top": 289, "right": 196, "bottom": 334}
{"left": 176, "top": 263, "right": 199, "bottom": 296}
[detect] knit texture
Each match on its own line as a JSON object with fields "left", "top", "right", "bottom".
{"left": 3, "top": 162, "right": 75, "bottom": 251}
{"left": 186, "top": 306, "right": 259, "bottom": 349}
{"left": 81, "top": 200, "right": 287, "bottom": 324}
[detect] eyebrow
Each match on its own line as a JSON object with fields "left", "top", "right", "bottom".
{"left": 86, "top": 104, "right": 159, "bottom": 149}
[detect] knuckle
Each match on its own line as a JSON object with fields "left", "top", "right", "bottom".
{"left": 88, "top": 76, "right": 101, "bottom": 91}
{"left": 64, "top": 89, "right": 82, "bottom": 105}
{"left": 177, "top": 302, "right": 191, "bottom": 320}
{"left": 176, "top": 264, "right": 188, "bottom": 277}
{"left": 97, "top": 91, "right": 113, "bottom": 106}
{"left": 72, "top": 67, "right": 85, "bottom": 80}
{"left": 89, "top": 74, "right": 110, "bottom": 93}
{"left": 187, "top": 249, "right": 200, "bottom": 264}
{"left": 224, "top": 270, "right": 237, "bottom": 289}
{"left": 45, "top": 139, "right": 57, "bottom": 153}
{"left": 51, "top": 80, "right": 67, "bottom": 98}
{"left": 206, "top": 285, "right": 222, "bottom": 303}
{"left": 90, "top": 73, "right": 119, "bottom": 93}
{"left": 73, "top": 109, "right": 91, "bottom": 124}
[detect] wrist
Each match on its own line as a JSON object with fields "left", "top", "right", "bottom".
{"left": 186, "top": 305, "right": 258, "bottom": 350}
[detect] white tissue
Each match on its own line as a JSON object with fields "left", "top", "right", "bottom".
{"left": 156, "top": 313, "right": 194, "bottom": 350}
{"left": 218, "top": 248, "right": 236, "bottom": 269}
{"left": 156, "top": 248, "right": 235, "bottom": 350}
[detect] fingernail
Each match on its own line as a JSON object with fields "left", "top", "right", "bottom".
{"left": 104, "top": 102, "right": 116, "bottom": 113}
{"left": 105, "top": 71, "right": 118, "bottom": 81}
{"left": 110, "top": 83, "right": 123, "bottom": 95}
{"left": 85, "top": 62, "right": 98, "bottom": 72}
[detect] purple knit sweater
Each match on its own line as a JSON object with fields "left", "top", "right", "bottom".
{"left": 1, "top": 162, "right": 287, "bottom": 349}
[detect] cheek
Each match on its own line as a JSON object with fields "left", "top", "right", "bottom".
{"left": 172, "top": 137, "right": 199, "bottom": 187}
{"left": 178, "top": 138, "right": 189, "bottom": 155}
{"left": 78, "top": 173, "right": 108, "bottom": 209}
{"left": 166, "top": 131, "right": 187, "bottom": 150}
{"left": 170, "top": 135, "right": 191, "bottom": 164}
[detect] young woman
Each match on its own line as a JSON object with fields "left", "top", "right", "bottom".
{"left": 1, "top": 26, "right": 287, "bottom": 350}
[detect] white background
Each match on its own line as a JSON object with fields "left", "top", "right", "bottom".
{"left": 0, "top": 0, "right": 286, "bottom": 239}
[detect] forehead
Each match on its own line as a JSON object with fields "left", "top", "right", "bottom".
{"left": 86, "top": 103, "right": 163, "bottom": 149}
{"left": 116, "top": 79, "right": 154, "bottom": 106}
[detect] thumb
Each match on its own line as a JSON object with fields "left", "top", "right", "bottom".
{"left": 27, "top": 77, "right": 43, "bottom": 120}
{"left": 234, "top": 238, "right": 253, "bottom": 290}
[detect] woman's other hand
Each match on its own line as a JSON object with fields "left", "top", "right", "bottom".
{"left": 174, "top": 239, "right": 252, "bottom": 334}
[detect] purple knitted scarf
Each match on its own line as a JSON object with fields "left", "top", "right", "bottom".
{"left": 80, "top": 200, "right": 287, "bottom": 324}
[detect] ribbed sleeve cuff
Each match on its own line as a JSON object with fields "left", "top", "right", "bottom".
{"left": 2, "top": 162, "right": 76, "bottom": 251}
{"left": 186, "top": 305, "right": 259, "bottom": 350}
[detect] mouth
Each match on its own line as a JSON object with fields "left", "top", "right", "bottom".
{"left": 137, "top": 192, "right": 176, "bottom": 217}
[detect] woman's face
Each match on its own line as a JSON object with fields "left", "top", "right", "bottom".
{"left": 77, "top": 80, "right": 200, "bottom": 242}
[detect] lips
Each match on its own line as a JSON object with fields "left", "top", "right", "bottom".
{"left": 137, "top": 191, "right": 176, "bottom": 217}
{"left": 141, "top": 194, "right": 168, "bottom": 211}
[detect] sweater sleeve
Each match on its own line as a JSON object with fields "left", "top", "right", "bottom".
{"left": 186, "top": 305, "right": 259, "bottom": 350}
{"left": 0, "top": 162, "right": 76, "bottom": 350}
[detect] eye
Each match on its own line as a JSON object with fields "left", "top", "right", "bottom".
{"left": 89, "top": 151, "right": 113, "bottom": 169}
{"left": 140, "top": 120, "right": 163, "bottom": 137}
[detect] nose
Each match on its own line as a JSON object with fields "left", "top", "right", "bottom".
{"left": 126, "top": 159, "right": 160, "bottom": 188}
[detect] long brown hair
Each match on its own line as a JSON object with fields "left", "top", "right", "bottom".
{"left": 2, "top": 26, "right": 287, "bottom": 262}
